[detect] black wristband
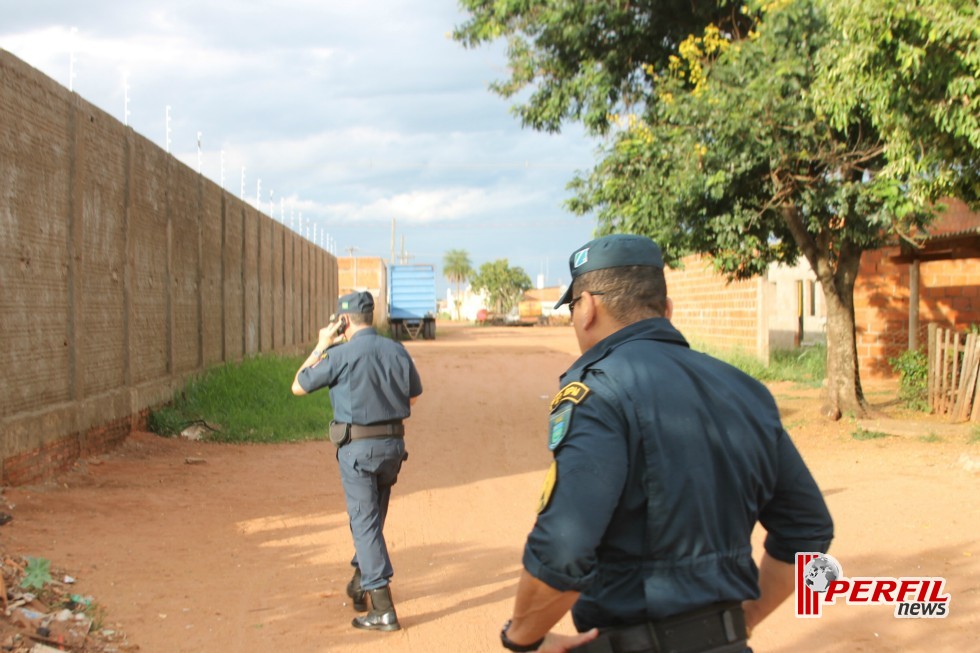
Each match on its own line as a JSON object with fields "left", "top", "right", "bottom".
{"left": 500, "top": 620, "right": 545, "bottom": 652}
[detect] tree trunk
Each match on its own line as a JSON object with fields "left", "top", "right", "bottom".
{"left": 821, "top": 280, "right": 868, "bottom": 418}
{"left": 780, "top": 205, "right": 868, "bottom": 419}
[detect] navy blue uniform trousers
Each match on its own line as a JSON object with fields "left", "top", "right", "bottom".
{"left": 337, "top": 437, "right": 407, "bottom": 590}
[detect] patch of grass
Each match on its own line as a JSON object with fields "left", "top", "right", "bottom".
{"left": 918, "top": 433, "right": 943, "bottom": 444}
{"left": 692, "top": 342, "right": 826, "bottom": 386}
{"left": 968, "top": 425, "right": 980, "bottom": 444}
{"left": 851, "top": 427, "right": 892, "bottom": 441}
{"left": 148, "top": 355, "right": 331, "bottom": 444}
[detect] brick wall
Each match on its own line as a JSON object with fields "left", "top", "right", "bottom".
{"left": 338, "top": 256, "right": 389, "bottom": 326}
{"left": 665, "top": 254, "right": 765, "bottom": 355}
{"left": 856, "top": 247, "right": 980, "bottom": 377}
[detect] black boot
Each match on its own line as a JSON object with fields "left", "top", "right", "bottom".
{"left": 352, "top": 585, "right": 400, "bottom": 631}
{"left": 346, "top": 567, "right": 367, "bottom": 612}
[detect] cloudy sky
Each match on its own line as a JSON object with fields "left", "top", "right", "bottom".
{"left": 1, "top": 0, "right": 602, "bottom": 296}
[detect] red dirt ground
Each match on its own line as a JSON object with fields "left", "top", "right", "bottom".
{"left": 2, "top": 324, "right": 978, "bottom": 652}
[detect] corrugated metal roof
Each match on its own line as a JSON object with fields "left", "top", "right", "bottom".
{"left": 920, "top": 226, "right": 980, "bottom": 242}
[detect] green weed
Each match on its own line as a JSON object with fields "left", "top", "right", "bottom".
{"left": 851, "top": 427, "right": 892, "bottom": 441}
{"left": 20, "top": 557, "right": 52, "bottom": 591}
{"left": 149, "top": 355, "right": 332, "bottom": 444}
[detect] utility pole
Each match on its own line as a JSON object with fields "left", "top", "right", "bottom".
{"left": 346, "top": 246, "right": 359, "bottom": 287}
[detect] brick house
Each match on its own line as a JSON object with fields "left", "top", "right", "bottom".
{"left": 664, "top": 200, "right": 980, "bottom": 377}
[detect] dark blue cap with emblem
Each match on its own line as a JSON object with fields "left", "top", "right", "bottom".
{"left": 337, "top": 291, "right": 375, "bottom": 314}
{"left": 555, "top": 234, "right": 664, "bottom": 308}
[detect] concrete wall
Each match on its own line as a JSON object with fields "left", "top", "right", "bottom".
{"left": 0, "top": 50, "right": 337, "bottom": 484}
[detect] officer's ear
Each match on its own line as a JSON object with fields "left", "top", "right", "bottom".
{"left": 664, "top": 297, "right": 673, "bottom": 320}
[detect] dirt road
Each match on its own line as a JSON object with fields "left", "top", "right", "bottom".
{"left": 3, "top": 324, "right": 978, "bottom": 652}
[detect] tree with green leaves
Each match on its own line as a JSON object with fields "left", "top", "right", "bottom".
{"left": 443, "top": 249, "right": 474, "bottom": 321}
{"left": 470, "top": 259, "right": 532, "bottom": 316}
{"left": 814, "top": 0, "right": 979, "bottom": 205}
{"left": 455, "top": 0, "right": 979, "bottom": 418}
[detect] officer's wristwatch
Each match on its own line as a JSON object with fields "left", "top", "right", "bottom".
{"left": 500, "top": 620, "right": 544, "bottom": 652}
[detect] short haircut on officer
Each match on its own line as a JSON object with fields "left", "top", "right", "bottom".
{"left": 574, "top": 265, "right": 668, "bottom": 323}
{"left": 348, "top": 311, "right": 373, "bottom": 326}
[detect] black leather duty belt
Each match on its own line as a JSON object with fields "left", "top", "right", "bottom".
{"left": 349, "top": 422, "right": 404, "bottom": 440}
{"left": 572, "top": 602, "right": 747, "bottom": 653}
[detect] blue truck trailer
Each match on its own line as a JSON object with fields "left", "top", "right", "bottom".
{"left": 388, "top": 264, "right": 437, "bottom": 340}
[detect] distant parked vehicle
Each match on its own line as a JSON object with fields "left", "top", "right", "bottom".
{"left": 388, "top": 264, "right": 437, "bottom": 340}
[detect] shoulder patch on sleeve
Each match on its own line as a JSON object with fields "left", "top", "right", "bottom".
{"left": 550, "top": 381, "right": 590, "bottom": 410}
{"left": 537, "top": 461, "right": 558, "bottom": 514}
{"left": 548, "top": 404, "right": 573, "bottom": 450}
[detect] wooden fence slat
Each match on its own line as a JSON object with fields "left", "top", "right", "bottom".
{"left": 939, "top": 328, "right": 951, "bottom": 415}
{"left": 951, "top": 334, "right": 977, "bottom": 422}
{"left": 927, "top": 323, "right": 938, "bottom": 410}
{"left": 967, "top": 339, "right": 980, "bottom": 423}
{"left": 972, "top": 353, "right": 980, "bottom": 422}
{"left": 949, "top": 332, "right": 962, "bottom": 417}
{"left": 933, "top": 328, "right": 942, "bottom": 414}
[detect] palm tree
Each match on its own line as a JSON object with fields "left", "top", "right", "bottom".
{"left": 443, "top": 249, "right": 473, "bottom": 321}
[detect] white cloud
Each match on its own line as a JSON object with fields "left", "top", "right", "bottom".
{"left": 0, "top": 0, "right": 599, "bottom": 289}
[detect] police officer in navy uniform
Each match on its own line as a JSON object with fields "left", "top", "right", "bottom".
{"left": 499, "top": 235, "right": 834, "bottom": 653}
{"left": 292, "top": 291, "right": 422, "bottom": 632}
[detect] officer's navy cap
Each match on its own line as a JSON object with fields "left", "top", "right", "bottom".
{"left": 555, "top": 234, "right": 664, "bottom": 308}
{"left": 337, "top": 291, "right": 375, "bottom": 314}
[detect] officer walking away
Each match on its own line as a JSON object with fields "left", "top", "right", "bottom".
{"left": 498, "top": 235, "right": 834, "bottom": 653}
{"left": 291, "top": 291, "right": 422, "bottom": 632}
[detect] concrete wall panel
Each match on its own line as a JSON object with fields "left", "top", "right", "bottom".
{"left": 243, "top": 207, "right": 259, "bottom": 354}
{"left": 77, "top": 101, "right": 128, "bottom": 398}
{"left": 200, "top": 179, "right": 223, "bottom": 366}
{"left": 272, "top": 222, "right": 285, "bottom": 349}
{"left": 170, "top": 161, "right": 202, "bottom": 374}
{"left": 0, "top": 53, "right": 73, "bottom": 415}
{"left": 222, "top": 201, "right": 244, "bottom": 361}
{"left": 258, "top": 216, "right": 272, "bottom": 353}
{"left": 128, "top": 136, "right": 170, "bottom": 383}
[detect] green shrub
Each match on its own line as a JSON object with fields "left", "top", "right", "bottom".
{"left": 889, "top": 349, "right": 929, "bottom": 411}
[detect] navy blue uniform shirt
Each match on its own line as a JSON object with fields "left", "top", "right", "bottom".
{"left": 524, "top": 318, "right": 833, "bottom": 631}
{"left": 297, "top": 327, "right": 422, "bottom": 424}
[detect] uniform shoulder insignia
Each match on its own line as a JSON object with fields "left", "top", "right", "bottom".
{"left": 550, "top": 381, "right": 590, "bottom": 411}
{"left": 548, "top": 404, "right": 572, "bottom": 450}
{"left": 537, "top": 461, "right": 558, "bottom": 514}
